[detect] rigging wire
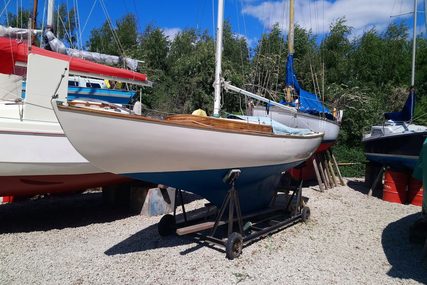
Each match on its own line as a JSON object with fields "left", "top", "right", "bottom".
{"left": 73, "top": 0, "right": 82, "bottom": 50}
{"left": 0, "top": 0, "right": 12, "bottom": 19}
{"left": 81, "top": 0, "right": 97, "bottom": 36}
{"left": 99, "top": 0, "right": 127, "bottom": 58}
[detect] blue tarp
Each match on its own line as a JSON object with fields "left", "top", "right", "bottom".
{"left": 384, "top": 90, "right": 415, "bottom": 122}
{"left": 285, "top": 54, "right": 331, "bottom": 116}
{"left": 228, "top": 115, "right": 313, "bottom": 135}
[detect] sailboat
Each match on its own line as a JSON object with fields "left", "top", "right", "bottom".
{"left": 51, "top": 0, "right": 323, "bottom": 213}
{"left": 362, "top": 0, "right": 427, "bottom": 171}
{"left": 247, "top": 0, "right": 341, "bottom": 153}
{"left": 0, "top": 21, "right": 152, "bottom": 197}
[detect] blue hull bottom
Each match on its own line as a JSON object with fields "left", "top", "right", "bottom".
{"left": 366, "top": 154, "right": 417, "bottom": 171}
{"left": 123, "top": 162, "right": 303, "bottom": 213}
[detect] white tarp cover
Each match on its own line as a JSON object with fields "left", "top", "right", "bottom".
{"left": 0, "top": 25, "right": 40, "bottom": 38}
{"left": 44, "top": 30, "right": 138, "bottom": 71}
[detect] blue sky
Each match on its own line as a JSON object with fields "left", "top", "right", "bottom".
{"left": 1, "top": 0, "right": 425, "bottom": 47}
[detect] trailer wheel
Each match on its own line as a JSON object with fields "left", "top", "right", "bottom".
{"left": 226, "top": 232, "right": 243, "bottom": 260}
{"left": 301, "top": 206, "right": 311, "bottom": 222}
{"left": 158, "top": 214, "right": 176, "bottom": 236}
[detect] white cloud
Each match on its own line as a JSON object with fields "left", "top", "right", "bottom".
{"left": 162, "top": 27, "right": 182, "bottom": 41}
{"left": 242, "top": 0, "right": 414, "bottom": 36}
{"left": 234, "top": 33, "right": 257, "bottom": 47}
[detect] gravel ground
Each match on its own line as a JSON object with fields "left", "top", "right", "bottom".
{"left": 0, "top": 178, "right": 426, "bottom": 285}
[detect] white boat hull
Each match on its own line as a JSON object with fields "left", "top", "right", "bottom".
{"left": 53, "top": 102, "right": 323, "bottom": 212}
{"left": 0, "top": 104, "right": 129, "bottom": 196}
{"left": 253, "top": 106, "right": 339, "bottom": 145}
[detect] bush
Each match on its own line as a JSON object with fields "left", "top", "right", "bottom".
{"left": 332, "top": 144, "right": 366, "bottom": 177}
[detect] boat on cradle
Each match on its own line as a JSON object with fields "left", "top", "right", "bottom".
{"left": 51, "top": 0, "right": 324, "bottom": 213}
{"left": 250, "top": 0, "right": 341, "bottom": 154}
{"left": 362, "top": 89, "right": 427, "bottom": 171}
{"left": 362, "top": 0, "right": 427, "bottom": 172}
{"left": 0, "top": 36, "right": 150, "bottom": 197}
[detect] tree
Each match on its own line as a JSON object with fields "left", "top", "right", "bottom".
{"left": 3, "top": 8, "right": 32, "bottom": 28}
{"left": 53, "top": 4, "right": 77, "bottom": 47}
{"left": 88, "top": 13, "right": 139, "bottom": 57}
{"left": 250, "top": 24, "right": 287, "bottom": 100}
{"left": 350, "top": 28, "right": 385, "bottom": 87}
{"left": 320, "top": 18, "right": 352, "bottom": 85}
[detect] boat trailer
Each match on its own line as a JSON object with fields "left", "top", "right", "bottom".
{"left": 157, "top": 169, "right": 310, "bottom": 260}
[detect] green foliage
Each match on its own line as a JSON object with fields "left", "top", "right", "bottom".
{"left": 321, "top": 18, "right": 352, "bottom": 85}
{"left": 54, "top": 4, "right": 77, "bottom": 46}
{"left": 332, "top": 145, "right": 366, "bottom": 177}
{"left": 249, "top": 24, "right": 287, "bottom": 100}
{"left": 88, "top": 14, "right": 138, "bottom": 57}
{"left": 3, "top": 8, "right": 32, "bottom": 28}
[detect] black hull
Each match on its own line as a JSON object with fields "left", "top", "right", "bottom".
{"left": 363, "top": 131, "right": 427, "bottom": 171}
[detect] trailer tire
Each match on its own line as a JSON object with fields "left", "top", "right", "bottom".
{"left": 226, "top": 232, "right": 243, "bottom": 260}
{"left": 158, "top": 214, "right": 176, "bottom": 236}
{"left": 301, "top": 206, "right": 311, "bottom": 222}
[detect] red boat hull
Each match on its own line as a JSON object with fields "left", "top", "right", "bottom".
{"left": 289, "top": 140, "right": 336, "bottom": 181}
{"left": 0, "top": 173, "right": 132, "bottom": 197}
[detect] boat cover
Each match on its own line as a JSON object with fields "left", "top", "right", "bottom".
{"left": 228, "top": 115, "right": 313, "bottom": 135}
{"left": 384, "top": 90, "right": 415, "bottom": 122}
{"left": 44, "top": 30, "right": 138, "bottom": 71}
{"left": 413, "top": 138, "right": 427, "bottom": 214}
{"left": 0, "top": 37, "right": 147, "bottom": 83}
{"left": 285, "top": 54, "right": 331, "bottom": 117}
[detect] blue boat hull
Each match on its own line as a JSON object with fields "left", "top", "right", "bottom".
{"left": 123, "top": 161, "right": 303, "bottom": 213}
{"left": 364, "top": 131, "right": 427, "bottom": 171}
{"left": 365, "top": 154, "right": 417, "bottom": 171}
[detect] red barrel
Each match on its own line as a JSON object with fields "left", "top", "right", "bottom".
{"left": 408, "top": 178, "right": 424, "bottom": 206}
{"left": 383, "top": 170, "right": 409, "bottom": 204}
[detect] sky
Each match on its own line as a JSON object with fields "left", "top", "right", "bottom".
{"left": 1, "top": 0, "right": 425, "bottom": 47}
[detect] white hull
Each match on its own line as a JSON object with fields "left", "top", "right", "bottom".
{"left": 0, "top": 112, "right": 102, "bottom": 177}
{"left": 53, "top": 103, "right": 323, "bottom": 175}
{"left": 253, "top": 106, "right": 339, "bottom": 143}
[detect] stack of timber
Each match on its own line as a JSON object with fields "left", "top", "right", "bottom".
{"left": 312, "top": 149, "right": 345, "bottom": 191}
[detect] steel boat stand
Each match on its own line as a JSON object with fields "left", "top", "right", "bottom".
{"left": 157, "top": 169, "right": 311, "bottom": 260}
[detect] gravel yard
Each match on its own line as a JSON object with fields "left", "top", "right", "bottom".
{"left": 0, "top": 178, "right": 426, "bottom": 284}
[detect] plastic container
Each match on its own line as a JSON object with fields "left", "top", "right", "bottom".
{"left": 383, "top": 170, "right": 409, "bottom": 204}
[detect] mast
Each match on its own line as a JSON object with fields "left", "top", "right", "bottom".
{"left": 32, "top": 0, "right": 38, "bottom": 30}
{"left": 288, "top": 0, "right": 295, "bottom": 55}
{"left": 213, "top": 0, "right": 224, "bottom": 117}
{"left": 411, "top": 0, "right": 418, "bottom": 87}
{"left": 285, "top": 0, "right": 295, "bottom": 102}
{"left": 47, "top": 0, "right": 55, "bottom": 27}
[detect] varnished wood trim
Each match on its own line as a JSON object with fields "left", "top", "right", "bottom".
{"left": 57, "top": 104, "right": 324, "bottom": 139}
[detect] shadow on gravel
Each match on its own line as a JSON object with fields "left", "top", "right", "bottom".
{"left": 382, "top": 213, "right": 427, "bottom": 282}
{"left": 104, "top": 208, "right": 224, "bottom": 257}
{"left": 346, "top": 179, "right": 383, "bottom": 199}
{"left": 0, "top": 192, "right": 133, "bottom": 234}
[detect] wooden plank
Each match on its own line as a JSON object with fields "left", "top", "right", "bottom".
{"left": 316, "top": 154, "right": 329, "bottom": 189}
{"left": 176, "top": 221, "right": 225, "bottom": 236}
{"left": 329, "top": 150, "right": 345, "bottom": 186}
{"left": 325, "top": 153, "right": 337, "bottom": 187}
{"left": 312, "top": 157, "right": 325, "bottom": 192}
{"left": 165, "top": 114, "right": 273, "bottom": 133}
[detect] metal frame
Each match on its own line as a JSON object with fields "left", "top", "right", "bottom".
{"left": 166, "top": 169, "right": 309, "bottom": 259}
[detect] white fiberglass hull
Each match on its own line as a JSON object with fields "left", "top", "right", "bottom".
{"left": 0, "top": 103, "right": 129, "bottom": 196}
